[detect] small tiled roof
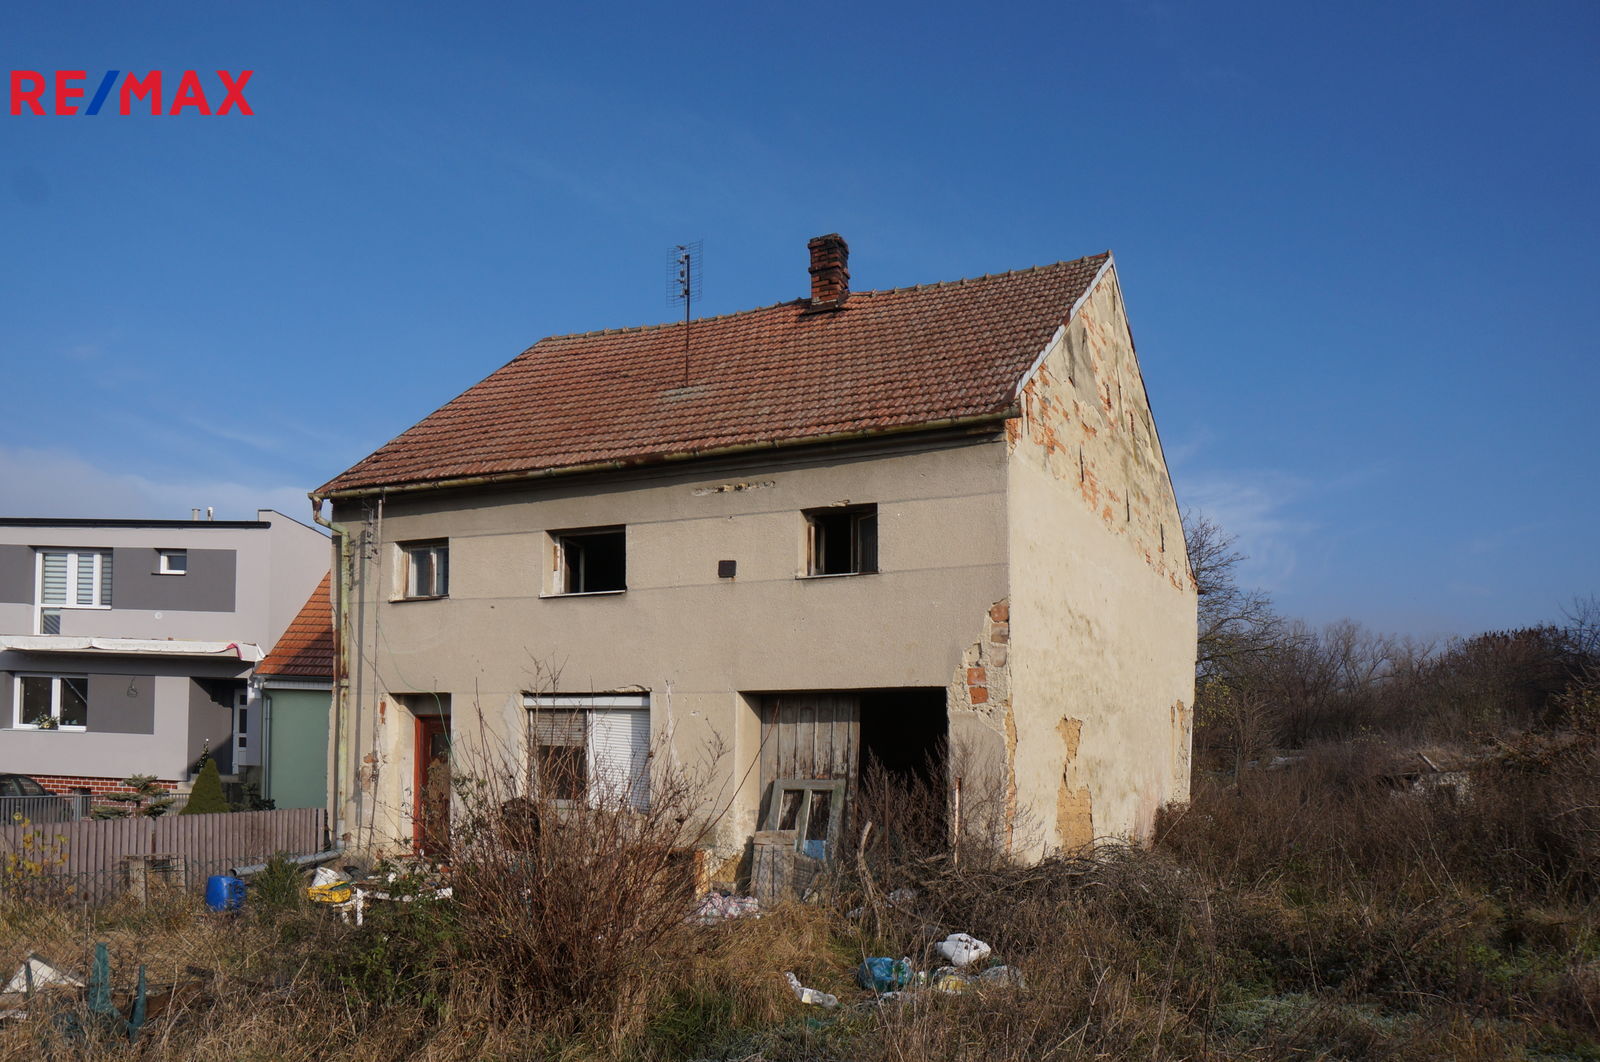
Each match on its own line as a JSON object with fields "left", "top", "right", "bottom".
{"left": 258, "top": 573, "right": 333, "bottom": 678}
{"left": 317, "top": 252, "right": 1110, "bottom": 495}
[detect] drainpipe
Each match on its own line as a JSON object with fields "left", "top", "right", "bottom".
{"left": 310, "top": 495, "right": 353, "bottom": 849}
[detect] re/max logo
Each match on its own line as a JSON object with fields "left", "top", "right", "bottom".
{"left": 8, "top": 70, "right": 253, "bottom": 116}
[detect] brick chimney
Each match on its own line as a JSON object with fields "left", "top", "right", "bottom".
{"left": 807, "top": 233, "right": 850, "bottom": 310}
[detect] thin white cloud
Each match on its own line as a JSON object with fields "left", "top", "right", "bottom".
{"left": 1181, "top": 470, "right": 1310, "bottom": 592}
{"left": 0, "top": 445, "right": 313, "bottom": 524}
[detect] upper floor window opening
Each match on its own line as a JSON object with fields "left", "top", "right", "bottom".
{"left": 805, "top": 504, "right": 877, "bottom": 576}
{"left": 37, "top": 549, "right": 112, "bottom": 608}
{"left": 36, "top": 548, "right": 111, "bottom": 632}
{"left": 400, "top": 540, "right": 449, "bottom": 599}
{"left": 551, "top": 526, "right": 626, "bottom": 594}
{"left": 157, "top": 549, "right": 187, "bottom": 575}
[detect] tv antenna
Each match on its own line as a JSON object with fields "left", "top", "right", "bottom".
{"left": 668, "top": 241, "right": 702, "bottom": 386}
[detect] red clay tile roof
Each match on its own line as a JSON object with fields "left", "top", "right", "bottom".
{"left": 317, "top": 253, "right": 1110, "bottom": 495}
{"left": 258, "top": 573, "right": 333, "bottom": 678}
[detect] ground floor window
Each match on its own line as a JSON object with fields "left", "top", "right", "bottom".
{"left": 523, "top": 693, "right": 649, "bottom": 810}
{"left": 14, "top": 673, "right": 88, "bottom": 730}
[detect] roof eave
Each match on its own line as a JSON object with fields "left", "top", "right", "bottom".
{"left": 311, "top": 410, "right": 1017, "bottom": 504}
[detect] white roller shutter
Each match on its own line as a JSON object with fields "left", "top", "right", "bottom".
{"left": 523, "top": 693, "right": 650, "bottom": 810}
{"left": 588, "top": 707, "right": 650, "bottom": 811}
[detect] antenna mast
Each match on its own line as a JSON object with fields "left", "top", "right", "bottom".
{"left": 668, "top": 241, "right": 703, "bottom": 387}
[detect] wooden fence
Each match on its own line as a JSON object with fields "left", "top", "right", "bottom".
{"left": 0, "top": 808, "right": 327, "bottom": 904}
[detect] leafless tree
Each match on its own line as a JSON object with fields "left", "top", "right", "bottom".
{"left": 1182, "top": 509, "right": 1284, "bottom": 680}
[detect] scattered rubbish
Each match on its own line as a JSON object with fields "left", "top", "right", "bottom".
{"left": 4, "top": 955, "right": 82, "bottom": 994}
{"left": 887, "top": 887, "right": 917, "bottom": 904}
{"left": 930, "top": 966, "right": 973, "bottom": 993}
{"left": 57, "top": 942, "right": 146, "bottom": 1043}
{"left": 1, "top": 954, "right": 84, "bottom": 1023}
{"left": 785, "top": 971, "right": 838, "bottom": 1008}
{"left": 979, "top": 964, "right": 1026, "bottom": 988}
{"left": 204, "top": 874, "right": 245, "bottom": 912}
{"left": 933, "top": 932, "right": 992, "bottom": 967}
{"left": 691, "top": 891, "right": 760, "bottom": 924}
{"left": 308, "top": 866, "right": 354, "bottom": 905}
{"left": 857, "top": 956, "right": 913, "bottom": 993}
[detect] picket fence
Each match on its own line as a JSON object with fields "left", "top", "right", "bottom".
{"left": 0, "top": 807, "right": 327, "bottom": 904}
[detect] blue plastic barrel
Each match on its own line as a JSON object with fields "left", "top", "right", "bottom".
{"left": 205, "top": 874, "right": 245, "bottom": 912}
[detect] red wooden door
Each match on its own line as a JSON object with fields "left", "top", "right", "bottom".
{"left": 414, "top": 716, "right": 451, "bottom": 858}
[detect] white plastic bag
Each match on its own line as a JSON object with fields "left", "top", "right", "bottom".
{"left": 933, "top": 932, "right": 992, "bottom": 967}
{"left": 784, "top": 971, "right": 838, "bottom": 1008}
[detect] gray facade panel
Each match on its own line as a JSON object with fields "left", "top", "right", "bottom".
{"left": 112, "top": 548, "right": 236, "bottom": 613}
{"left": 0, "top": 546, "right": 34, "bottom": 604}
{"left": 87, "top": 672, "right": 155, "bottom": 735}
{"left": 0, "top": 670, "right": 12, "bottom": 727}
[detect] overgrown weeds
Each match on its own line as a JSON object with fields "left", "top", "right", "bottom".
{"left": 4, "top": 707, "right": 1599, "bottom": 1060}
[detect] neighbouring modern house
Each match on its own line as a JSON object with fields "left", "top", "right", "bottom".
{"left": 251, "top": 573, "right": 334, "bottom": 811}
{"left": 0, "top": 511, "right": 329, "bottom": 802}
{"left": 312, "top": 235, "right": 1195, "bottom": 876}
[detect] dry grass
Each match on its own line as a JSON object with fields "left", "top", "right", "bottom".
{"left": 4, "top": 717, "right": 1599, "bottom": 1060}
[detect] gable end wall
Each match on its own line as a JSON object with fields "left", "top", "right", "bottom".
{"left": 1005, "top": 263, "right": 1196, "bottom": 856}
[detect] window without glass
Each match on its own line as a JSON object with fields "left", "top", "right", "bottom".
{"left": 524, "top": 694, "right": 649, "bottom": 808}
{"left": 805, "top": 505, "right": 877, "bottom": 576}
{"left": 15, "top": 674, "right": 89, "bottom": 730}
{"left": 762, "top": 778, "right": 846, "bottom": 860}
{"left": 401, "top": 541, "right": 449, "bottom": 599}
{"left": 552, "top": 527, "right": 626, "bottom": 594}
{"left": 157, "top": 549, "right": 187, "bottom": 575}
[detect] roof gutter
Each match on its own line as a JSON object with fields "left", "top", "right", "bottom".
{"left": 308, "top": 410, "right": 1016, "bottom": 505}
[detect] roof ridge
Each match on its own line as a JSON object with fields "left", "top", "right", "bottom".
{"left": 535, "top": 298, "right": 810, "bottom": 345}
{"left": 528, "top": 252, "right": 1109, "bottom": 347}
{"left": 859, "top": 254, "right": 1103, "bottom": 297}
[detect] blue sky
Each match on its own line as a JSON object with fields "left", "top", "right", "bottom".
{"left": 3, "top": 2, "right": 1596, "bottom": 637}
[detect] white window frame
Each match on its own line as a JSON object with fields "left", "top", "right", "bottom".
{"left": 12, "top": 673, "right": 89, "bottom": 731}
{"left": 398, "top": 540, "right": 449, "bottom": 600}
{"left": 523, "top": 693, "right": 650, "bottom": 809}
{"left": 157, "top": 549, "right": 188, "bottom": 575}
{"left": 34, "top": 548, "right": 112, "bottom": 634}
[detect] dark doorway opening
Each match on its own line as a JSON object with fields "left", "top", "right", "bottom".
{"left": 857, "top": 689, "right": 948, "bottom": 858}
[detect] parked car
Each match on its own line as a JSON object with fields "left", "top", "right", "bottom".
{"left": 0, "top": 774, "right": 80, "bottom": 823}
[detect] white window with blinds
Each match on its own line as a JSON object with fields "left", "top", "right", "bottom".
{"left": 35, "top": 549, "right": 112, "bottom": 633}
{"left": 523, "top": 693, "right": 650, "bottom": 810}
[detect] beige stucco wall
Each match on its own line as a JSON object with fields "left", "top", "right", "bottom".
{"left": 331, "top": 435, "right": 1013, "bottom": 859}
{"left": 329, "top": 263, "right": 1194, "bottom": 866}
{"left": 1002, "top": 263, "right": 1196, "bottom": 857}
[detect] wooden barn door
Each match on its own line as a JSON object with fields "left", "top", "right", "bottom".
{"left": 755, "top": 693, "right": 859, "bottom": 899}
{"left": 760, "top": 693, "right": 860, "bottom": 785}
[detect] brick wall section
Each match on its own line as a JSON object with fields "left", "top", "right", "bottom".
{"left": 32, "top": 775, "right": 182, "bottom": 796}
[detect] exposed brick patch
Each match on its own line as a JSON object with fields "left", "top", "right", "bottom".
{"left": 969, "top": 686, "right": 989, "bottom": 705}
{"left": 988, "top": 602, "right": 1009, "bottom": 623}
{"left": 966, "top": 666, "right": 987, "bottom": 687}
{"left": 989, "top": 624, "right": 1009, "bottom": 645}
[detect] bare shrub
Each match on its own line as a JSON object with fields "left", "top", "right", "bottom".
{"left": 437, "top": 726, "right": 726, "bottom": 1045}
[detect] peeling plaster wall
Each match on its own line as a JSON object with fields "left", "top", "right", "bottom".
{"left": 1006, "top": 262, "right": 1196, "bottom": 856}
